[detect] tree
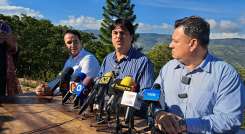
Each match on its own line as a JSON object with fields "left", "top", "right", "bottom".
{"left": 147, "top": 44, "right": 172, "bottom": 77}
{"left": 99, "top": 0, "right": 139, "bottom": 45}
{"left": 0, "top": 14, "right": 103, "bottom": 81}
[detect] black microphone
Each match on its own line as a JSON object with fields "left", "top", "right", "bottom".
{"left": 78, "top": 71, "right": 115, "bottom": 115}
{"left": 59, "top": 67, "right": 74, "bottom": 96}
{"left": 45, "top": 67, "right": 73, "bottom": 96}
{"left": 181, "top": 76, "right": 191, "bottom": 85}
{"left": 95, "top": 71, "right": 115, "bottom": 103}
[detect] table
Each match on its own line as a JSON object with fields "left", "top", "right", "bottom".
{"left": 0, "top": 93, "right": 149, "bottom": 134}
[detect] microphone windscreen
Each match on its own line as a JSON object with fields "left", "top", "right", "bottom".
{"left": 64, "top": 67, "right": 74, "bottom": 75}
{"left": 61, "top": 67, "right": 74, "bottom": 78}
{"left": 112, "top": 76, "right": 138, "bottom": 92}
{"left": 120, "top": 76, "right": 134, "bottom": 87}
{"left": 77, "top": 72, "right": 86, "bottom": 80}
{"left": 72, "top": 72, "right": 86, "bottom": 82}
{"left": 99, "top": 71, "right": 114, "bottom": 85}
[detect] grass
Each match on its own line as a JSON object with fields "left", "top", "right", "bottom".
{"left": 20, "top": 80, "right": 39, "bottom": 88}
{"left": 18, "top": 78, "right": 43, "bottom": 92}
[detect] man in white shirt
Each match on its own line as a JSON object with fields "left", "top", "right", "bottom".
{"left": 36, "top": 30, "right": 100, "bottom": 96}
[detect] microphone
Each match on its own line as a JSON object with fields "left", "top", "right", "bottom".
{"left": 112, "top": 76, "right": 138, "bottom": 134}
{"left": 142, "top": 83, "right": 163, "bottom": 134}
{"left": 78, "top": 71, "right": 115, "bottom": 115}
{"left": 72, "top": 72, "right": 87, "bottom": 82}
{"left": 110, "top": 75, "right": 138, "bottom": 93}
{"left": 143, "top": 84, "right": 161, "bottom": 102}
{"left": 42, "top": 67, "right": 73, "bottom": 96}
{"left": 95, "top": 71, "right": 115, "bottom": 102}
{"left": 47, "top": 74, "right": 62, "bottom": 93}
{"left": 59, "top": 67, "right": 74, "bottom": 96}
{"left": 62, "top": 72, "right": 86, "bottom": 104}
{"left": 178, "top": 76, "right": 191, "bottom": 99}
{"left": 72, "top": 83, "right": 87, "bottom": 108}
{"left": 108, "top": 76, "right": 137, "bottom": 107}
{"left": 119, "top": 76, "right": 140, "bottom": 109}
{"left": 181, "top": 76, "right": 191, "bottom": 85}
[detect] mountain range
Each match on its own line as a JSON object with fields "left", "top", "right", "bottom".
{"left": 84, "top": 30, "right": 245, "bottom": 67}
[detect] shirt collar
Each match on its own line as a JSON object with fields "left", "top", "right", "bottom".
{"left": 198, "top": 52, "right": 212, "bottom": 73}
{"left": 71, "top": 49, "right": 83, "bottom": 60}
{"left": 174, "top": 52, "right": 212, "bottom": 73}
{"left": 113, "top": 47, "right": 134, "bottom": 62}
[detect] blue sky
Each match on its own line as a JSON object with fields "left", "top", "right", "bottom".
{"left": 1, "top": 0, "right": 245, "bottom": 38}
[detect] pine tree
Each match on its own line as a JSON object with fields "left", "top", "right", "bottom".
{"left": 99, "top": 0, "right": 139, "bottom": 45}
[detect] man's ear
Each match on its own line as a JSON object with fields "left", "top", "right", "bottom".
{"left": 189, "top": 38, "right": 198, "bottom": 52}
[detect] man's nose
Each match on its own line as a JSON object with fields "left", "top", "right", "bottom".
{"left": 71, "top": 42, "right": 78, "bottom": 47}
{"left": 116, "top": 33, "right": 123, "bottom": 38}
{"left": 169, "top": 42, "right": 173, "bottom": 48}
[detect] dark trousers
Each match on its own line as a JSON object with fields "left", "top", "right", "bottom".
{"left": 0, "top": 43, "right": 6, "bottom": 96}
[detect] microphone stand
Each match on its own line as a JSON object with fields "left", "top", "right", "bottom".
{"left": 126, "top": 107, "right": 135, "bottom": 134}
{"left": 148, "top": 101, "right": 163, "bottom": 134}
{"left": 148, "top": 103, "right": 156, "bottom": 134}
{"left": 115, "top": 95, "right": 122, "bottom": 134}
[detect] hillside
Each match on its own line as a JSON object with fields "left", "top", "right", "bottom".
{"left": 134, "top": 33, "right": 245, "bottom": 67}
{"left": 84, "top": 30, "right": 245, "bottom": 67}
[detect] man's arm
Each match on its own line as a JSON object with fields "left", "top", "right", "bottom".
{"left": 186, "top": 71, "right": 245, "bottom": 133}
{"left": 138, "top": 59, "right": 154, "bottom": 91}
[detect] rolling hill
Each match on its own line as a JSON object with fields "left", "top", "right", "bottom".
{"left": 83, "top": 30, "right": 245, "bottom": 67}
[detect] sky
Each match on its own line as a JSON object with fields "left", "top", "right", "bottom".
{"left": 1, "top": 0, "right": 245, "bottom": 39}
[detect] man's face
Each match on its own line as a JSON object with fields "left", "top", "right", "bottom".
{"left": 112, "top": 25, "right": 133, "bottom": 54}
{"left": 64, "top": 33, "right": 81, "bottom": 57}
{"left": 169, "top": 26, "right": 192, "bottom": 62}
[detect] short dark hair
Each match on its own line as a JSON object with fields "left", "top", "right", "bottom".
{"left": 174, "top": 16, "right": 210, "bottom": 48}
{"left": 64, "top": 29, "right": 81, "bottom": 40}
{"left": 110, "top": 18, "right": 135, "bottom": 36}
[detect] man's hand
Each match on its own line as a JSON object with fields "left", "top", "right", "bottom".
{"left": 154, "top": 111, "right": 186, "bottom": 134}
{"left": 35, "top": 83, "right": 53, "bottom": 96}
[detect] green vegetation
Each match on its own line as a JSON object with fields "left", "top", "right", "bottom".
{"left": 209, "top": 44, "right": 245, "bottom": 67}
{"left": 147, "top": 44, "right": 172, "bottom": 77}
{"left": 0, "top": 14, "right": 110, "bottom": 81}
{"left": 100, "top": 0, "right": 138, "bottom": 45}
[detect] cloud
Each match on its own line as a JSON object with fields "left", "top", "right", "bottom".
{"left": 206, "top": 19, "right": 245, "bottom": 38}
{"left": 137, "top": 22, "right": 172, "bottom": 33}
{"left": 240, "top": 17, "right": 245, "bottom": 25}
{"left": 58, "top": 16, "right": 101, "bottom": 30}
{"left": 219, "top": 20, "right": 239, "bottom": 33}
{"left": 0, "top": 6, "right": 43, "bottom": 18}
{"left": 210, "top": 32, "right": 245, "bottom": 39}
{"left": 0, "top": 0, "right": 43, "bottom": 18}
{"left": 207, "top": 19, "right": 217, "bottom": 29}
{"left": 207, "top": 19, "right": 240, "bottom": 33}
{"left": 58, "top": 16, "right": 173, "bottom": 34}
{"left": 0, "top": 0, "right": 8, "bottom": 6}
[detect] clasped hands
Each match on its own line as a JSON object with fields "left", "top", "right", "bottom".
{"left": 154, "top": 111, "right": 187, "bottom": 134}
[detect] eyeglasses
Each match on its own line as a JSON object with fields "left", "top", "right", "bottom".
{"left": 66, "top": 40, "right": 79, "bottom": 45}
